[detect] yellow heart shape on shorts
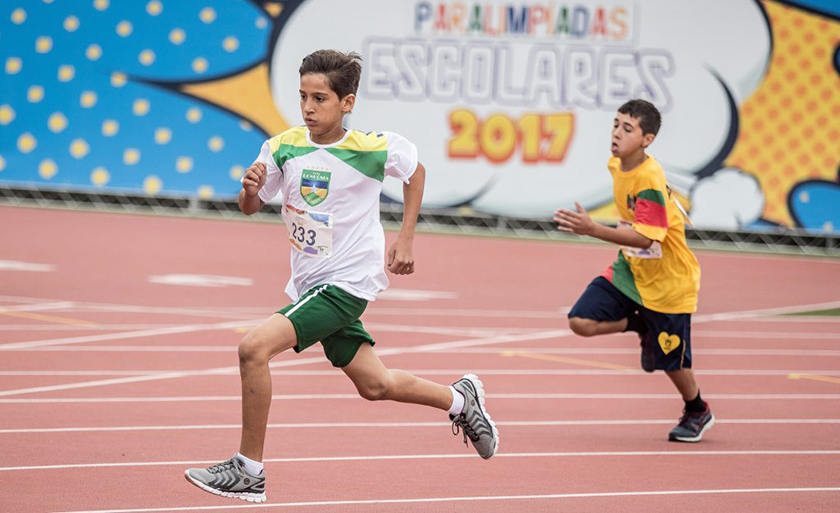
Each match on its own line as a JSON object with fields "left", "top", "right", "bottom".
{"left": 658, "top": 332, "right": 681, "bottom": 355}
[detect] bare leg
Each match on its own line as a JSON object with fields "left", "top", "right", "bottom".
{"left": 665, "top": 368, "right": 699, "bottom": 401}
{"left": 237, "top": 314, "right": 298, "bottom": 461}
{"left": 342, "top": 343, "right": 452, "bottom": 409}
{"left": 568, "top": 316, "right": 628, "bottom": 337}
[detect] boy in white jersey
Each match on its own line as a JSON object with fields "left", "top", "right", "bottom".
{"left": 185, "top": 50, "right": 498, "bottom": 503}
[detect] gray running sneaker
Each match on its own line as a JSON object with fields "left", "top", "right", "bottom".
{"left": 184, "top": 456, "right": 266, "bottom": 502}
{"left": 669, "top": 407, "right": 715, "bottom": 442}
{"left": 450, "top": 374, "right": 499, "bottom": 459}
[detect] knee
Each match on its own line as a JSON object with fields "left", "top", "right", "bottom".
{"left": 356, "top": 375, "right": 391, "bottom": 401}
{"left": 238, "top": 332, "right": 269, "bottom": 366}
{"left": 569, "top": 317, "right": 597, "bottom": 337}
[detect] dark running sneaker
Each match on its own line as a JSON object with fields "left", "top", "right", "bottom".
{"left": 185, "top": 456, "right": 266, "bottom": 502}
{"left": 639, "top": 331, "right": 656, "bottom": 373}
{"left": 450, "top": 374, "right": 499, "bottom": 459}
{"left": 669, "top": 407, "right": 715, "bottom": 442}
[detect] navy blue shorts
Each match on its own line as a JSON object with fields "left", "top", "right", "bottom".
{"left": 568, "top": 277, "right": 692, "bottom": 371}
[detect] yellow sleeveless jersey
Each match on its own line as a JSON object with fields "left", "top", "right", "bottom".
{"left": 602, "top": 155, "right": 700, "bottom": 314}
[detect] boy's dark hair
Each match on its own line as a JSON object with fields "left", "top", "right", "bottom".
{"left": 299, "top": 50, "right": 362, "bottom": 100}
{"left": 618, "top": 99, "right": 661, "bottom": 136}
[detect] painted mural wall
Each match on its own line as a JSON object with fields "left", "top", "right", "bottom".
{"left": 0, "top": 0, "right": 838, "bottom": 233}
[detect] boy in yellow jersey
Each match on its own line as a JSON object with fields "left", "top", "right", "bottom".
{"left": 184, "top": 50, "right": 498, "bottom": 503}
{"left": 554, "top": 99, "right": 713, "bottom": 443}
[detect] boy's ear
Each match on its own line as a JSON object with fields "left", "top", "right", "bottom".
{"left": 341, "top": 93, "right": 356, "bottom": 113}
{"left": 642, "top": 132, "right": 655, "bottom": 148}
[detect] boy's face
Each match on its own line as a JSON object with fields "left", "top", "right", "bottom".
{"left": 611, "top": 112, "right": 655, "bottom": 158}
{"left": 299, "top": 73, "right": 353, "bottom": 137}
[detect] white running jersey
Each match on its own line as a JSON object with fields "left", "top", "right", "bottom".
{"left": 254, "top": 126, "right": 418, "bottom": 301}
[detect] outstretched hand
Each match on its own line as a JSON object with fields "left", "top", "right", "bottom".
{"left": 242, "top": 162, "right": 266, "bottom": 197}
{"left": 554, "top": 202, "right": 597, "bottom": 236}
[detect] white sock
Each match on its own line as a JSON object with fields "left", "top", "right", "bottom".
{"left": 447, "top": 386, "right": 465, "bottom": 415}
{"left": 235, "top": 452, "right": 264, "bottom": 475}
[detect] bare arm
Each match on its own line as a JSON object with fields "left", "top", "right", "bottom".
{"left": 554, "top": 202, "right": 653, "bottom": 249}
{"left": 387, "top": 162, "right": 426, "bottom": 275}
{"left": 238, "top": 162, "right": 267, "bottom": 215}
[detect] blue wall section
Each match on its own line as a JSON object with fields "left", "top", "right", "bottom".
{"left": 778, "top": 0, "right": 840, "bottom": 19}
{"left": 0, "top": 0, "right": 271, "bottom": 197}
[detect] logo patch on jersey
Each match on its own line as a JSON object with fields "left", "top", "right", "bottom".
{"left": 658, "top": 332, "right": 681, "bottom": 355}
{"left": 300, "top": 169, "right": 331, "bottom": 207}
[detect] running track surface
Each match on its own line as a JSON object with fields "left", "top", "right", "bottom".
{"left": 2, "top": 205, "right": 840, "bottom": 512}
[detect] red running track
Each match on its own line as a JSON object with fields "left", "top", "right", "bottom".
{"left": 1, "top": 205, "right": 840, "bottom": 512}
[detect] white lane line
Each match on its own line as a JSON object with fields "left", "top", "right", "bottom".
{"left": 3, "top": 418, "right": 839, "bottom": 435}
{"left": 7, "top": 342, "right": 840, "bottom": 354}
{"left": 692, "top": 300, "right": 840, "bottom": 322}
{"left": 445, "top": 348, "right": 840, "bottom": 356}
{"left": 364, "top": 322, "right": 541, "bottom": 337}
{"left": 4, "top": 450, "right": 840, "bottom": 472}
{"left": 0, "top": 260, "right": 55, "bottom": 272}
{"left": 0, "top": 323, "right": 543, "bottom": 335}
{"left": 0, "top": 295, "right": 265, "bottom": 319}
{"left": 4, "top": 368, "right": 840, "bottom": 377}
{"left": 148, "top": 274, "right": 253, "bottom": 288}
{"left": 51, "top": 487, "right": 840, "bottom": 513}
{"left": 12, "top": 345, "right": 840, "bottom": 356}
{"left": 3, "top": 393, "right": 840, "bottom": 404}
{"left": 0, "top": 301, "right": 76, "bottom": 313}
{"left": 15, "top": 346, "right": 240, "bottom": 352}
{"left": 743, "top": 317, "right": 840, "bottom": 324}
{"left": 363, "top": 307, "right": 570, "bottom": 318}
{"left": 0, "top": 325, "right": 205, "bottom": 331}
{"left": 0, "top": 295, "right": 64, "bottom": 304}
{"left": 0, "top": 329, "right": 571, "bottom": 397}
{"left": 0, "top": 318, "right": 261, "bottom": 351}
{"left": 693, "top": 330, "right": 840, "bottom": 340}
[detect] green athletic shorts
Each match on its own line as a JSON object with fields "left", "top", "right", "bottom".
{"left": 278, "top": 284, "right": 374, "bottom": 368}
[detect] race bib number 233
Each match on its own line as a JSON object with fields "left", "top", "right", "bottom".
{"left": 284, "top": 204, "right": 333, "bottom": 258}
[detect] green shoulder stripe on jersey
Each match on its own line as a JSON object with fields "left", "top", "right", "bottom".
{"left": 273, "top": 144, "right": 319, "bottom": 169}
{"left": 325, "top": 148, "right": 387, "bottom": 182}
{"left": 611, "top": 251, "right": 642, "bottom": 305}
{"left": 637, "top": 188, "right": 666, "bottom": 206}
{"left": 268, "top": 127, "right": 317, "bottom": 169}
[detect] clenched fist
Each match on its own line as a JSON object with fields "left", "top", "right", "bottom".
{"left": 242, "top": 162, "right": 267, "bottom": 197}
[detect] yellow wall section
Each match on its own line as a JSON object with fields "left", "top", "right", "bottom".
{"left": 180, "top": 4, "right": 289, "bottom": 137}
{"left": 181, "top": 63, "right": 289, "bottom": 137}
{"left": 724, "top": 1, "right": 840, "bottom": 227}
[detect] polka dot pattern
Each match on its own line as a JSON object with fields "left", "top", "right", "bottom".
{"left": 6, "top": 57, "right": 22, "bottom": 74}
{"left": 6, "top": 2, "right": 271, "bottom": 82}
{"left": 18, "top": 133, "right": 37, "bottom": 153}
{"left": 101, "top": 120, "right": 119, "bottom": 137}
{"left": 143, "top": 175, "right": 162, "bottom": 195}
{"left": 91, "top": 166, "right": 110, "bottom": 186}
{"left": 0, "top": 2, "right": 266, "bottom": 198}
{"left": 69, "top": 139, "right": 89, "bottom": 159}
{"left": 38, "top": 159, "right": 57, "bottom": 179}
{"left": 27, "top": 86, "right": 44, "bottom": 103}
{"left": 724, "top": 2, "right": 840, "bottom": 227}
{"left": 0, "top": 105, "right": 15, "bottom": 125}
{"left": 48, "top": 112, "right": 68, "bottom": 133}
